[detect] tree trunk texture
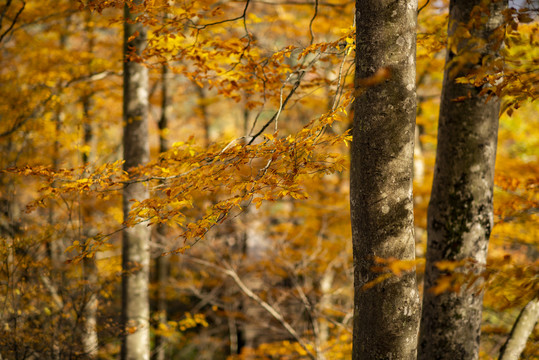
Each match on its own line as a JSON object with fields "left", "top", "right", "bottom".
{"left": 195, "top": 84, "right": 210, "bottom": 147}
{"left": 499, "top": 298, "right": 539, "bottom": 360}
{"left": 153, "top": 63, "right": 172, "bottom": 360}
{"left": 418, "top": 1, "right": 507, "bottom": 359}
{"left": 80, "top": 14, "right": 99, "bottom": 358}
{"left": 81, "top": 95, "right": 99, "bottom": 359}
{"left": 46, "top": 18, "right": 71, "bottom": 360}
{"left": 121, "top": 2, "right": 151, "bottom": 360}
{"left": 351, "top": 1, "right": 420, "bottom": 359}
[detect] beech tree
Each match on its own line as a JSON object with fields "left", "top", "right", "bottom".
{"left": 499, "top": 298, "right": 539, "bottom": 360}
{"left": 1, "top": 0, "right": 537, "bottom": 359}
{"left": 419, "top": 0, "right": 508, "bottom": 359}
{"left": 121, "top": 1, "right": 151, "bottom": 359}
{"left": 153, "top": 63, "right": 172, "bottom": 360}
{"left": 351, "top": 0, "right": 420, "bottom": 359}
{"left": 81, "top": 12, "right": 99, "bottom": 357}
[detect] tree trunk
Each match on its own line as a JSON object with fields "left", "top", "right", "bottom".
{"left": 121, "top": 2, "right": 150, "bottom": 360}
{"left": 80, "top": 14, "right": 99, "bottom": 358}
{"left": 153, "top": 63, "right": 172, "bottom": 360}
{"left": 499, "top": 298, "right": 539, "bottom": 360}
{"left": 81, "top": 95, "right": 99, "bottom": 359}
{"left": 418, "top": 1, "right": 507, "bottom": 359}
{"left": 195, "top": 84, "right": 210, "bottom": 147}
{"left": 351, "top": 1, "right": 420, "bottom": 359}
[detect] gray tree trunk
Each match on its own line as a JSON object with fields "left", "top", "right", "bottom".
{"left": 81, "top": 91, "right": 99, "bottom": 360}
{"left": 80, "top": 14, "right": 99, "bottom": 358}
{"left": 418, "top": 1, "right": 507, "bottom": 359}
{"left": 499, "top": 298, "right": 539, "bottom": 360}
{"left": 153, "top": 64, "right": 172, "bottom": 360}
{"left": 351, "top": 1, "right": 420, "bottom": 359}
{"left": 121, "top": 2, "right": 150, "bottom": 360}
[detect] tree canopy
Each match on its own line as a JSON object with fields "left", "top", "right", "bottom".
{"left": 0, "top": 0, "right": 537, "bottom": 359}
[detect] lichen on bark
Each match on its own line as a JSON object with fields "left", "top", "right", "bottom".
{"left": 351, "top": 1, "right": 420, "bottom": 359}
{"left": 418, "top": 1, "right": 507, "bottom": 359}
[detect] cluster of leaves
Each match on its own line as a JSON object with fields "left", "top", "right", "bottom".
{"left": 7, "top": 100, "right": 351, "bottom": 253}
{"left": 1, "top": 0, "right": 538, "bottom": 359}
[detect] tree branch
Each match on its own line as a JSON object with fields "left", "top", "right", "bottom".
{"left": 194, "top": 0, "right": 250, "bottom": 30}
{"left": 418, "top": 0, "right": 430, "bottom": 14}
{"left": 248, "top": 71, "right": 305, "bottom": 145}
{"left": 0, "top": 0, "right": 25, "bottom": 44}
{"left": 184, "top": 256, "right": 316, "bottom": 359}
{"left": 308, "top": 0, "right": 318, "bottom": 45}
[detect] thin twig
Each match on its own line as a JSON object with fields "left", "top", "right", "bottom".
{"left": 0, "top": 0, "right": 14, "bottom": 27}
{"left": 183, "top": 256, "right": 317, "bottom": 360}
{"left": 0, "top": 0, "right": 25, "bottom": 43}
{"left": 194, "top": 0, "right": 250, "bottom": 30}
{"left": 253, "top": 0, "right": 351, "bottom": 7}
{"left": 247, "top": 72, "right": 305, "bottom": 145}
{"left": 308, "top": 0, "right": 318, "bottom": 45}
{"left": 330, "top": 49, "right": 351, "bottom": 111}
{"left": 418, "top": 0, "right": 430, "bottom": 14}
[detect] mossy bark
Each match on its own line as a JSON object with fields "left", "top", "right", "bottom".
{"left": 418, "top": 1, "right": 507, "bottom": 359}
{"left": 121, "top": 2, "right": 150, "bottom": 360}
{"left": 351, "top": 1, "right": 420, "bottom": 359}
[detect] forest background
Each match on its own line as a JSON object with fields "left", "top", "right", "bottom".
{"left": 0, "top": 0, "right": 537, "bottom": 359}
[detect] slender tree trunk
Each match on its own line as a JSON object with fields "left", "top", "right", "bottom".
{"left": 351, "top": 1, "right": 420, "bottom": 359}
{"left": 80, "top": 14, "right": 99, "bottom": 358}
{"left": 153, "top": 64, "right": 172, "bottom": 360}
{"left": 46, "top": 18, "right": 72, "bottom": 360}
{"left": 81, "top": 94, "right": 99, "bottom": 358}
{"left": 418, "top": 1, "right": 507, "bottom": 359}
{"left": 153, "top": 227, "right": 169, "bottom": 360}
{"left": 195, "top": 84, "right": 210, "bottom": 147}
{"left": 318, "top": 266, "right": 335, "bottom": 346}
{"left": 121, "top": 2, "right": 150, "bottom": 359}
{"left": 499, "top": 298, "right": 539, "bottom": 360}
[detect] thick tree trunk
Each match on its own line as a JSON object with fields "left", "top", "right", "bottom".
{"left": 121, "top": 2, "right": 150, "bottom": 360}
{"left": 418, "top": 1, "right": 507, "bottom": 359}
{"left": 351, "top": 1, "right": 420, "bottom": 359}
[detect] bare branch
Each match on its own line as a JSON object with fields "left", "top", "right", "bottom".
{"left": 184, "top": 256, "right": 317, "bottom": 359}
{"left": 0, "top": 0, "right": 14, "bottom": 27}
{"left": 418, "top": 0, "right": 430, "bottom": 14}
{"left": 252, "top": 0, "right": 352, "bottom": 7}
{"left": 194, "top": 0, "right": 250, "bottom": 30}
{"left": 248, "top": 71, "right": 305, "bottom": 145}
{"left": 308, "top": 0, "right": 318, "bottom": 45}
{"left": 39, "top": 274, "right": 64, "bottom": 309}
{"left": 0, "top": 0, "right": 25, "bottom": 44}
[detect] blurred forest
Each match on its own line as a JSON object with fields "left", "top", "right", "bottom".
{"left": 0, "top": 0, "right": 537, "bottom": 359}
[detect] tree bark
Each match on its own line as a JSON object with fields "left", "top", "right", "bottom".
{"left": 121, "top": 2, "right": 150, "bottom": 360}
{"left": 81, "top": 94, "right": 99, "bottom": 360}
{"left": 195, "top": 84, "right": 210, "bottom": 147}
{"left": 153, "top": 63, "right": 172, "bottom": 360}
{"left": 418, "top": 1, "right": 507, "bottom": 359}
{"left": 499, "top": 298, "right": 539, "bottom": 360}
{"left": 351, "top": 1, "right": 420, "bottom": 359}
{"left": 80, "top": 13, "right": 99, "bottom": 358}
